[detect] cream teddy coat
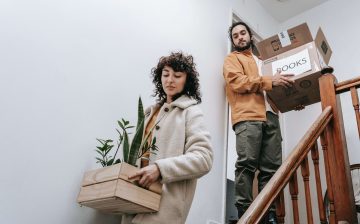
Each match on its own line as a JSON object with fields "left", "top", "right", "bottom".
{"left": 122, "top": 95, "right": 213, "bottom": 224}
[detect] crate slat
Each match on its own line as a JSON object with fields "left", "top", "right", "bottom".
{"left": 77, "top": 163, "right": 162, "bottom": 214}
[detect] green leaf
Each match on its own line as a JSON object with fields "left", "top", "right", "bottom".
{"left": 114, "top": 159, "right": 121, "bottom": 164}
{"left": 117, "top": 120, "right": 125, "bottom": 130}
{"left": 128, "top": 118, "right": 144, "bottom": 166}
{"left": 151, "top": 144, "right": 159, "bottom": 151}
{"left": 95, "top": 149, "right": 104, "bottom": 156}
{"left": 95, "top": 157, "right": 103, "bottom": 162}
{"left": 139, "top": 119, "right": 159, "bottom": 156}
{"left": 143, "top": 141, "right": 149, "bottom": 153}
{"left": 136, "top": 97, "right": 145, "bottom": 128}
{"left": 107, "top": 158, "right": 114, "bottom": 166}
{"left": 96, "top": 139, "right": 105, "bottom": 145}
{"left": 96, "top": 146, "right": 106, "bottom": 152}
{"left": 104, "top": 144, "right": 114, "bottom": 156}
{"left": 123, "top": 131, "right": 130, "bottom": 163}
{"left": 127, "top": 97, "right": 145, "bottom": 166}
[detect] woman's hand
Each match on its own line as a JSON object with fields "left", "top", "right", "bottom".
{"left": 128, "top": 164, "right": 161, "bottom": 189}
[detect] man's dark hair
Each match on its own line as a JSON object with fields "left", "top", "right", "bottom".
{"left": 151, "top": 52, "right": 201, "bottom": 104}
{"left": 228, "top": 21, "right": 254, "bottom": 48}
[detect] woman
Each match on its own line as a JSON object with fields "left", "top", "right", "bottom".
{"left": 122, "top": 52, "right": 213, "bottom": 224}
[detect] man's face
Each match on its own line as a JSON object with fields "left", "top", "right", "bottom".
{"left": 231, "top": 24, "right": 252, "bottom": 51}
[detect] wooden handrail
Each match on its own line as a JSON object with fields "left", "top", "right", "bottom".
{"left": 335, "top": 76, "right": 360, "bottom": 94}
{"left": 321, "top": 74, "right": 358, "bottom": 223}
{"left": 238, "top": 106, "right": 333, "bottom": 224}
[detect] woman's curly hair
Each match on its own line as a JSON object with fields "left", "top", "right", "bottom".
{"left": 151, "top": 52, "right": 201, "bottom": 103}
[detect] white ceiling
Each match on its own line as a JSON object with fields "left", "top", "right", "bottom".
{"left": 256, "top": 0, "right": 331, "bottom": 22}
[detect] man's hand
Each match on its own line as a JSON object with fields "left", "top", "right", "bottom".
{"left": 272, "top": 71, "right": 295, "bottom": 88}
{"left": 128, "top": 164, "right": 161, "bottom": 189}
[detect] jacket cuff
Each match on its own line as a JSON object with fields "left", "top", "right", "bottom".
{"left": 154, "top": 159, "right": 169, "bottom": 183}
{"left": 262, "top": 76, "right": 273, "bottom": 91}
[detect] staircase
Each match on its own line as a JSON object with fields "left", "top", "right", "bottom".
{"left": 237, "top": 74, "right": 360, "bottom": 224}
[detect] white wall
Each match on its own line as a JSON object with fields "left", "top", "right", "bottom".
{"left": 0, "top": 0, "right": 280, "bottom": 223}
{"left": 10, "top": 0, "right": 351, "bottom": 223}
{"left": 279, "top": 0, "right": 360, "bottom": 222}
{"left": 281, "top": 0, "right": 360, "bottom": 167}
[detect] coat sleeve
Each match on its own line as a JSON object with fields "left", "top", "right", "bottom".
{"left": 154, "top": 106, "right": 213, "bottom": 183}
{"left": 223, "top": 54, "right": 272, "bottom": 93}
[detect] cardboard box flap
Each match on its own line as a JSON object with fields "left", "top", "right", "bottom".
{"left": 257, "top": 23, "right": 313, "bottom": 60}
{"left": 315, "top": 27, "right": 332, "bottom": 65}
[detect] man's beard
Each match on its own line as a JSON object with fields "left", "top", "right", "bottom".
{"left": 234, "top": 40, "right": 252, "bottom": 52}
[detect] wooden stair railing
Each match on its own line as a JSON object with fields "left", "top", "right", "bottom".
{"left": 238, "top": 106, "right": 332, "bottom": 224}
{"left": 320, "top": 74, "right": 357, "bottom": 223}
{"left": 335, "top": 76, "right": 360, "bottom": 137}
{"left": 237, "top": 74, "right": 358, "bottom": 224}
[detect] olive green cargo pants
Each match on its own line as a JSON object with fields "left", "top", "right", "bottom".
{"left": 234, "top": 112, "right": 282, "bottom": 211}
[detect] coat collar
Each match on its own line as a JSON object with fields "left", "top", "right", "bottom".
{"left": 144, "top": 95, "right": 198, "bottom": 118}
{"left": 232, "top": 48, "right": 252, "bottom": 56}
{"left": 165, "top": 95, "right": 198, "bottom": 109}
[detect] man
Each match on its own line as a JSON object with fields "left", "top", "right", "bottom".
{"left": 223, "top": 21, "right": 294, "bottom": 223}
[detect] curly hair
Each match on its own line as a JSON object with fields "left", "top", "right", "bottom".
{"left": 151, "top": 52, "right": 201, "bottom": 104}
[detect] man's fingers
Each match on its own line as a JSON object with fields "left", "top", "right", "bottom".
{"left": 284, "top": 80, "right": 293, "bottom": 87}
{"left": 280, "top": 77, "right": 294, "bottom": 87}
{"left": 282, "top": 74, "right": 295, "bottom": 78}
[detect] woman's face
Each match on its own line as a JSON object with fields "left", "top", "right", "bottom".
{"left": 161, "top": 65, "right": 187, "bottom": 103}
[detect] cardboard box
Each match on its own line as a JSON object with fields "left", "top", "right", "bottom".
{"left": 77, "top": 163, "right": 162, "bottom": 215}
{"left": 257, "top": 23, "right": 332, "bottom": 113}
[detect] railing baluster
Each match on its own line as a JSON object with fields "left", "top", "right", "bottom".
{"left": 237, "top": 107, "right": 333, "bottom": 224}
{"left": 301, "top": 156, "right": 314, "bottom": 224}
{"left": 320, "top": 133, "right": 336, "bottom": 224}
{"left": 275, "top": 190, "right": 285, "bottom": 224}
{"left": 289, "top": 172, "right": 300, "bottom": 224}
{"left": 310, "top": 143, "right": 327, "bottom": 224}
{"left": 320, "top": 74, "right": 357, "bottom": 223}
{"left": 350, "top": 87, "right": 360, "bottom": 138}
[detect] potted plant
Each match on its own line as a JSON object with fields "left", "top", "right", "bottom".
{"left": 77, "top": 97, "right": 162, "bottom": 215}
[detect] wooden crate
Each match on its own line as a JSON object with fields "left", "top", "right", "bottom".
{"left": 77, "top": 163, "right": 162, "bottom": 214}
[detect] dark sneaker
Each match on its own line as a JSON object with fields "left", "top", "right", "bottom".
{"left": 237, "top": 207, "right": 246, "bottom": 219}
{"left": 267, "top": 211, "right": 278, "bottom": 224}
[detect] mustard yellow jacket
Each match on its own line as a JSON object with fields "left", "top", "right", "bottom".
{"left": 223, "top": 50, "right": 273, "bottom": 127}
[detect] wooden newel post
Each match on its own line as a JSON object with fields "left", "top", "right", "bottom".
{"left": 319, "top": 74, "right": 358, "bottom": 223}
